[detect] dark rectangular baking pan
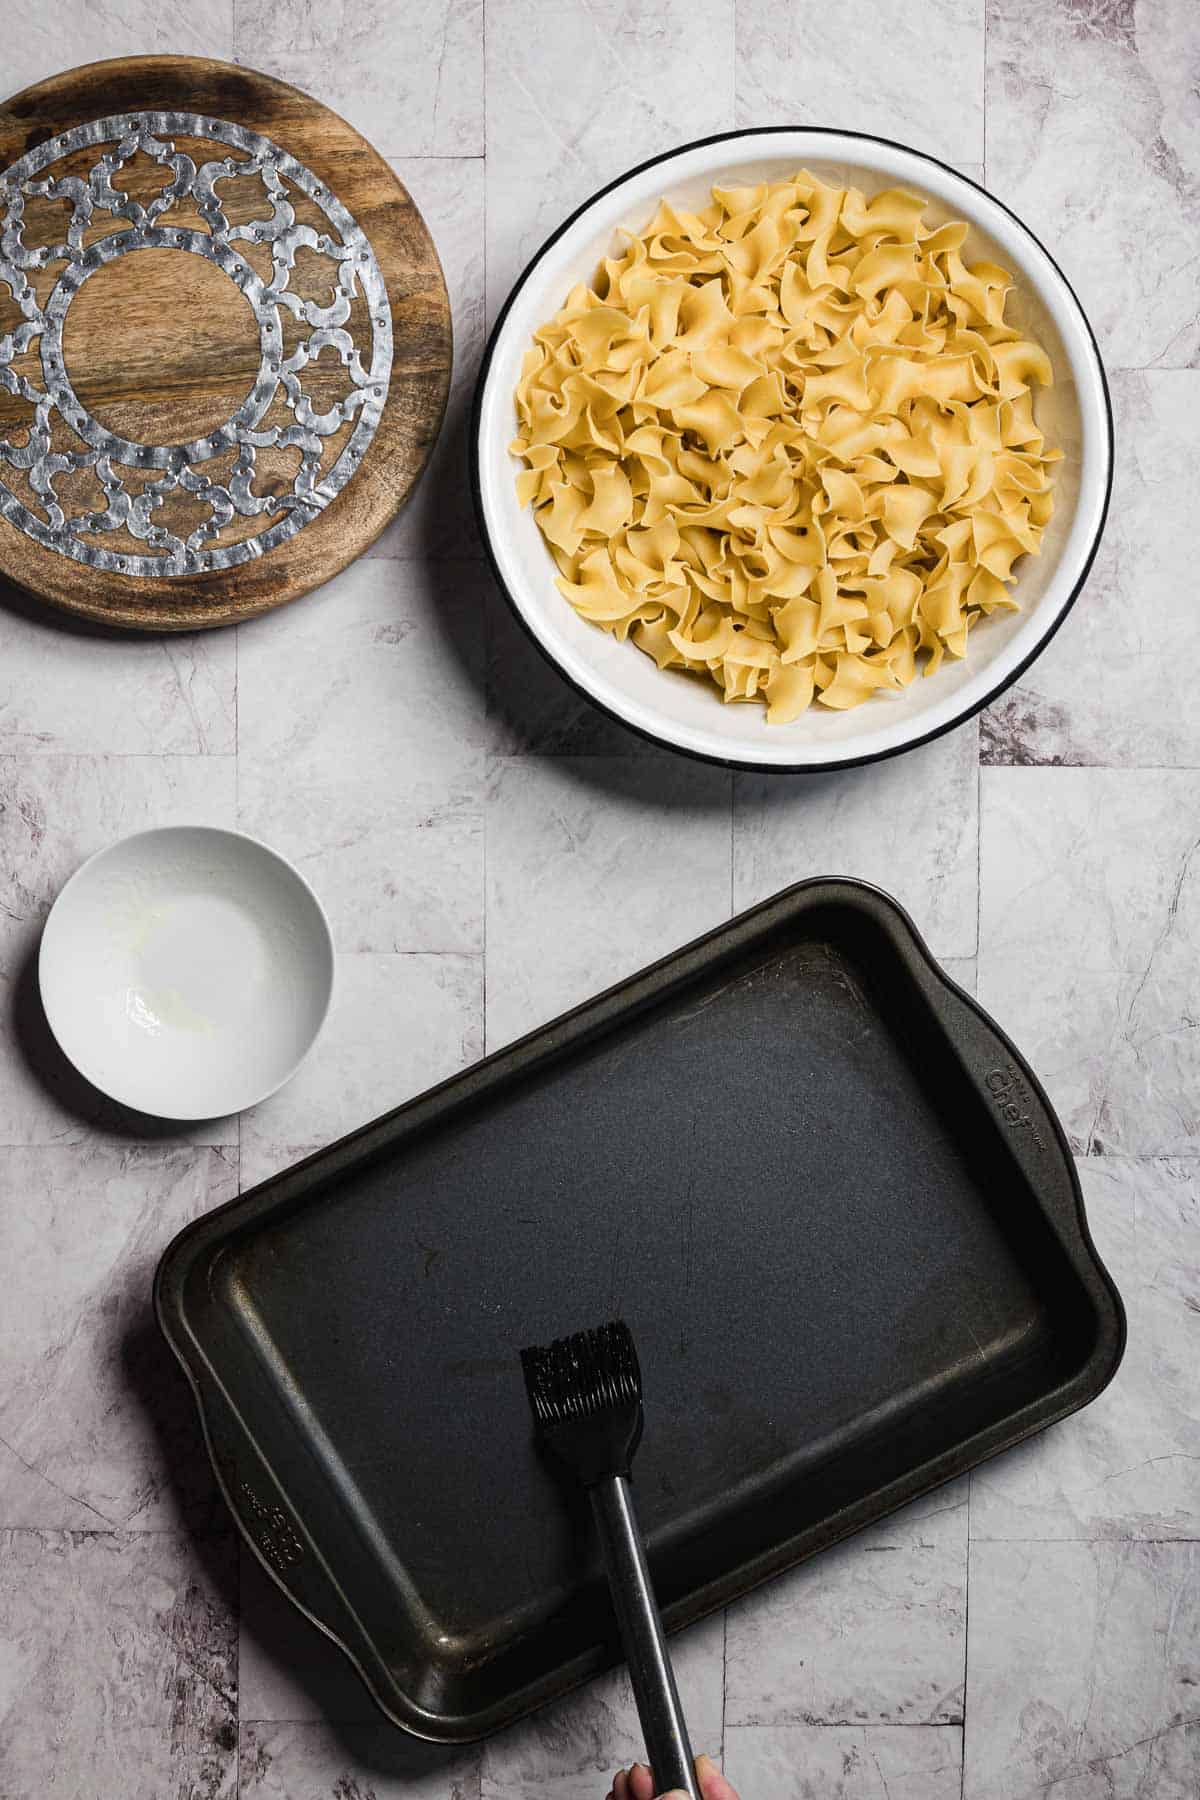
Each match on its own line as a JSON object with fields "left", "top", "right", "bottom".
{"left": 156, "top": 877, "right": 1124, "bottom": 1744}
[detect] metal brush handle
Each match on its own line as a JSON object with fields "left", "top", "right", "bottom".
{"left": 590, "top": 1475, "right": 701, "bottom": 1800}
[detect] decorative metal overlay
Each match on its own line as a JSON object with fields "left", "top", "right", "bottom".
{"left": 0, "top": 112, "right": 393, "bottom": 576}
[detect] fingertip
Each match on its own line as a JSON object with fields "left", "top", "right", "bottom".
{"left": 696, "top": 1752, "right": 739, "bottom": 1799}
{"left": 612, "top": 1771, "right": 630, "bottom": 1800}
{"left": 630, "top": 1762, "right": 656, "bottom": 1800}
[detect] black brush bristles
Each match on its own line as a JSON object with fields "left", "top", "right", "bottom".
{"left": 521, "top": 1321, "right": 642, "bottom": 1423}
{"left": 520, "top": 1320, "right": 644, "bottom": 1486}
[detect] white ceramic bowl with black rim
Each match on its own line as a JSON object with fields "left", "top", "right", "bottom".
{"left": 473, "top": 128, "right": 1112, "bottom": 771}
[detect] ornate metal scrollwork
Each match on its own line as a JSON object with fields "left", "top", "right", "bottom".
{"left": 0, "top": 112, "right": 392, "bottom": 576}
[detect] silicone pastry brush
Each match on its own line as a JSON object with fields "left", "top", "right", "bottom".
{"left": 520, "top": 1320, "right": 701, "bottom": 1800}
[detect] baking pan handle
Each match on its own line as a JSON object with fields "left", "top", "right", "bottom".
{"left": 928, "top": 965, "right": 1084, "bottom": 1240}
{"left": 190, "top": 1365, "right": 358, "bottom": 1658}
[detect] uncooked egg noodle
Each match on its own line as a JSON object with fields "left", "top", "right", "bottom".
{"left": 511, "top": 172, "right": 1059, "bottom": 723}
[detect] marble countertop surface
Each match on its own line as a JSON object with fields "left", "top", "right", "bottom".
{"left": 1, "top": 1, "right": 1197, "bottom": 1795}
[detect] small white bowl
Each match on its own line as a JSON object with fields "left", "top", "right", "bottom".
{"left": 39, "top": 826, "right": 334, "bottom": 1120}
{"left": 474, "top": 129, "right": 1113, "bottom": 770}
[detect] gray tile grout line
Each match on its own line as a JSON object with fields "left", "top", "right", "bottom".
{"left": 724, "top": 1719, "right": 967, "bottom": 1732}
{"left": 0, "top": 749, "right": 244, "bottom": 761}
{"left": 721, "top": 1605, "right": 729, "bottom": 1763}
{"left": 959, "top": 1537, "right": 1200, "bottom": 1545}
{"left": 962, "top": 1472, "right": 972, "bottom": 1799}
{"left": 981, "top": 0, "right": 987, "bottom": 182}
{"left": 0, "top": 1526, "right": 244, "bottom": 1537}
{"left": 6, "top": 1524, "right": 1193, "bottom": 1545}
{"left": 974, "top": 761, "right": 1200, "bottom": 773}
{"left": 235, "top": 1538, "right": 242, "bottom": 1798}
{"left": 233, "top": 616, "right": 239, "bottom": 781}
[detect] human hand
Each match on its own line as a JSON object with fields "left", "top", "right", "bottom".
{"left": 608, "top": 1753, "right": 740, "bottom": 1800}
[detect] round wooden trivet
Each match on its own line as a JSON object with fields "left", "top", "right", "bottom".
{"left": 0, "top": 56, "right": 452, "bottom": 628}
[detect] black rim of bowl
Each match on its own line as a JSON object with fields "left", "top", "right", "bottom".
{"left": 471, "top": 125, "right": 1115, "bottom": 774}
